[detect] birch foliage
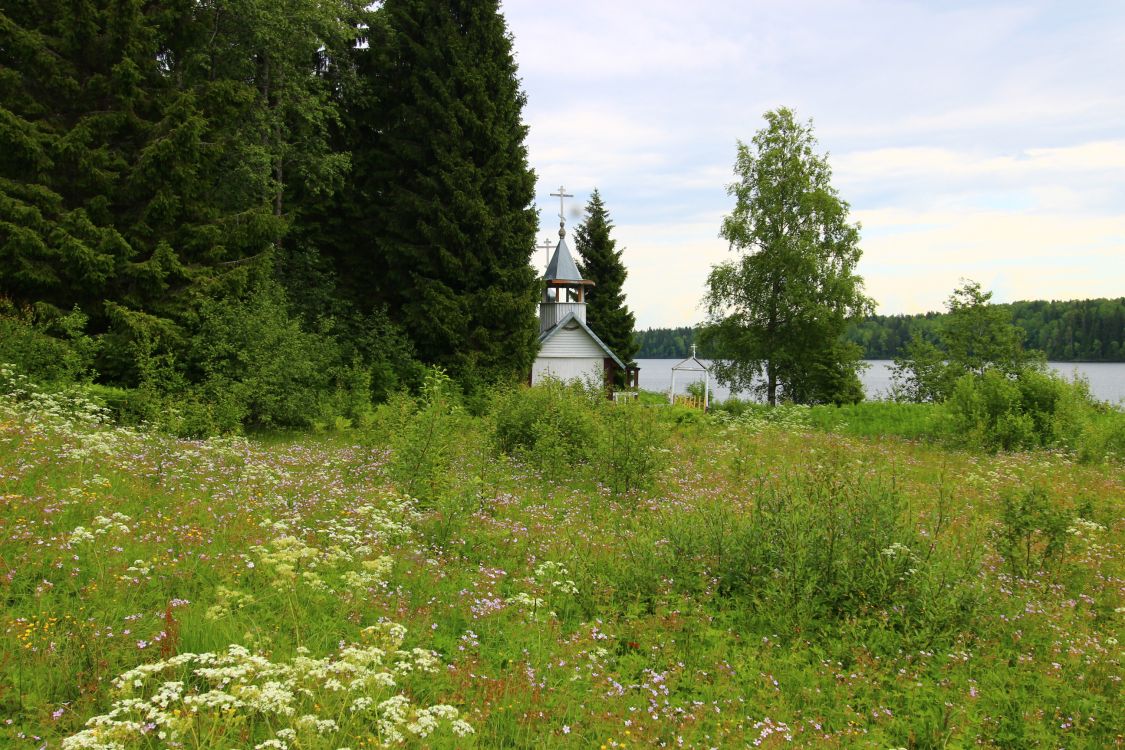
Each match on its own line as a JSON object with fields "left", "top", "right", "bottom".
{"left": 702, "top": 108, "right": 872, "bottom": 405}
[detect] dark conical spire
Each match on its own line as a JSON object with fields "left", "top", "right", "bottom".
{"left": 544, "top": 236, "right": 585, "bottom": 283}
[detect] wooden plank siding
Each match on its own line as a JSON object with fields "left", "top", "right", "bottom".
{"left": 538, "top": 302, "right": 587, "bottom": 331}
{"left": 531, "top": 357, "right": 603, "bottom": 384}
{"left": 538, "top": 325, "right": 604, "bottom": 358}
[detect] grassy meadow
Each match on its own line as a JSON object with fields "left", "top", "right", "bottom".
{"left": 1, "top": 373, "right": 1122, "bottom": 748}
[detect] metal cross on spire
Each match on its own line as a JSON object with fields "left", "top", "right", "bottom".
{"left": 549, "top": 185, "right": 573, "bottom": 238}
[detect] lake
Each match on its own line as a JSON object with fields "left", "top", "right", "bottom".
{"left": 636, "top": 359, "right": 1125, "bottom": 405}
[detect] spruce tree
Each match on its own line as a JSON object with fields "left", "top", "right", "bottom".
{"left": 352, "top": 0, "right": 540, "bottom": 385}
{"left": 0, "top": 0, "right": 157, "bottom": 321}
{"left": 575, "top": 189, "right": 637, "bottom": 370}
{"left": 1, "top": 0, "right": 363, "bottom": 381}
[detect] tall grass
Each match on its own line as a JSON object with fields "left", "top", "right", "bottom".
{"left": 1, "top": 371, "right": 1121, "bottom": 748}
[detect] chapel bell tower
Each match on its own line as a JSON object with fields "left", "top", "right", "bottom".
{"left": 539, "top": 186, "right": 594, "bottom": 334}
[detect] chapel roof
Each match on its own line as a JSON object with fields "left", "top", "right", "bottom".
{"left": 543, "top": 236, "right": 589, "bottom": 284}
{"left": 538, "top": 311, "right": 626, "bottom": 370}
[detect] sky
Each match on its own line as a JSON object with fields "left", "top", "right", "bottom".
{"left": 501, "top": 0, "right": 1125, "bottom": 329}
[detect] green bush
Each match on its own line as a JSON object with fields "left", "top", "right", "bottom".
{"left": 943, "top": 369, "right": 1036, "bottom": 450}
{"left": 383, "top": 368, "right": 464, "bottom": 505}
{"left": 993, "top": 486, "right": 1069, "bottom": 579}
{"left": 942, "top": 367, "right": 1116, "bottom": 455}
{"left": 189, "top": 281, "right": 338, "bottom": 429}
{"left": 0, "top": 299, "right": 97, "bottom": 384}
{"left": 591, "top": 401, "right": 668, "bottom": 496}
{"left": 489, "top": 379, "right": 669, "bottom": 493}
{"left": 109, "top": 278, "right": 425, "bottom": 437}
{"left": 490, "top": 378, "right": 601, "bottom": 468}
{"left": 652, "top": 467, "right": 982, "bottom": 644}
{"left": 1075, "top": 407, "right": 1125, "bottom": 463}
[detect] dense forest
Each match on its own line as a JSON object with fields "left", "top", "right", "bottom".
{"left": 636, "top": 297, "right": 1125, "bottom": 361}
{"left": 634, "top": 326, "right": 711, "bottom": 358}
{"left": 0, "top": 0, "right": 540, "bottom": 432}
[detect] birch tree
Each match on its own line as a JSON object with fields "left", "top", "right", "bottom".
{"left": 701, "top": 108, "right": 872, "bottom": 405}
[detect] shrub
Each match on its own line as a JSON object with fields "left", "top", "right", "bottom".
{"left": 0, "top": 299, "right": 96, "bottom": 384}
{"left": 993, "top": 486, "right": 1069, "bottom": 579}
{"left": 384, "top": 368, "right": 464, "bottom": 505}
{"left": 591, "top": 401, "right": 668, "bottom": 496}
{"left": 489, "top": 379, "right": 669, "bottom": 493}
{"left": 943, "top": 369, "right": 1037, "bottom": 451}
{"left": 684, "top": 380, "right": 710, "bottom": 404}
{"left": 490, "top": 378, "right": 601, "bottom": 469}
{"left": 1075, "top": 407, "right": 1125, "bottom": 463}
{"left": 190, "top": 281, "right": 337, "bottom": 430}
{"left": 942, "top": 367, "right": 1116, "bottom": 455}
{"left": 655, "top": 467, "right": 982, "bottom": 644}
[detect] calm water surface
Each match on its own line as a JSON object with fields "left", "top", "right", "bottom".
{"left": 636, "top": 359, "right": 1125, "bottom": 405}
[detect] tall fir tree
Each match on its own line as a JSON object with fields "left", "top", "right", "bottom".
{"left": 574, "top": 189, "right": 637, "bottom": 369}
{"left": 1, "top": 0, "right": 161, "bottom": 322}
{"left": 351, "top": 0, "right": 540, "bottom": 385}
{"left": 1, "top": 0, "right": 364, "bottom": 381}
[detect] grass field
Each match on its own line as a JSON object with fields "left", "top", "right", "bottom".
{"left": 1, "top": 382, "right": 1121, "bottom": 748}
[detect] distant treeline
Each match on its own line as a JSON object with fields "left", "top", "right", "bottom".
{"left": 634, "top": 327, "right": 714, "bottom": 359}
{"left": 636, "top": 298, "right": 1125, "bottom": 361}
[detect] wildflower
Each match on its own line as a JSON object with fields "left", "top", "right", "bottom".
{"left": 881, "top": 542, "right": 912, "bottom": 558}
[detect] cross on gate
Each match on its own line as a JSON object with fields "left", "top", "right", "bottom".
{"left": 539, "top": 236, "right": 553, "bottom": 269}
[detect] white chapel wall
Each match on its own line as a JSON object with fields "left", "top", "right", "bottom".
{"left": 531, "top": 324, "right": 609, "bottom": 385}
{"left": 532, "top": 357, "right": 603, "bottom": 385}
{"left": 538, "top": 326, "right": 604, "bottom": 358}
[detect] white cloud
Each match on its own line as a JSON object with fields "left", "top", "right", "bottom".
{"left": 610, "top": 206, "right": 1125, "bottom": 327}
{"left": 507, "top": 0, "right": 745, "bottom": 79}
{"left": 857, "top": 209, "right": 1125, "bottom": 313}
{"left": 501, "top": 1, "right": 1125, "bottom": 325}
{"left": 615, "top": 220, "right": 729, "bottom": 329}
{"left": 834, "top": 141, "right": 1125, "bottom": 187}
{"left": 528, "top": 107, "right": 674, "bottom": 192}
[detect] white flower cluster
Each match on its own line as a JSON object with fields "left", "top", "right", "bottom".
{"left": 68, "top": 513, "right": 132, "bottom": 547}
{"left": 881, "top": 542, "right": 913, "bottom": 558}
{"left": 501, "top": 560, "right": 581, "bottom": 621}
{"left": 1067, "top": 517, "right": 1106, "bottom": 536}
{"left": 712, "top": 404, "right": 812, "bottom": 433}
{"left": 94, "top": 513, "right": 133, "bottom": 534}
{"left": 341, "top": 556, "right": 395, "bottom": 590}
{"left": 0, "top": 365, "right": 110, "bottom": 431}
{"left": 330, "top": 498, "right": 421, "bottom": 545}
{"left": 63, "top": 427, "right": 136, "bottom": 460}
{"left": 249, "top": 532, "right": 396, "bottom": 594}
{"left": 250, "top": 534, "right": 323, "bottom": 585}
{"left": 505, "top": 591, "right": 547, "bottom": 618}
{"left": 63, "top": 624, "right": 471, "bottom": 750}
{"left": 204, "top": 586, "right": 256, "bottom": 621}
{"left": 534, "top": 560, "right": 579, "bottom": 596}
